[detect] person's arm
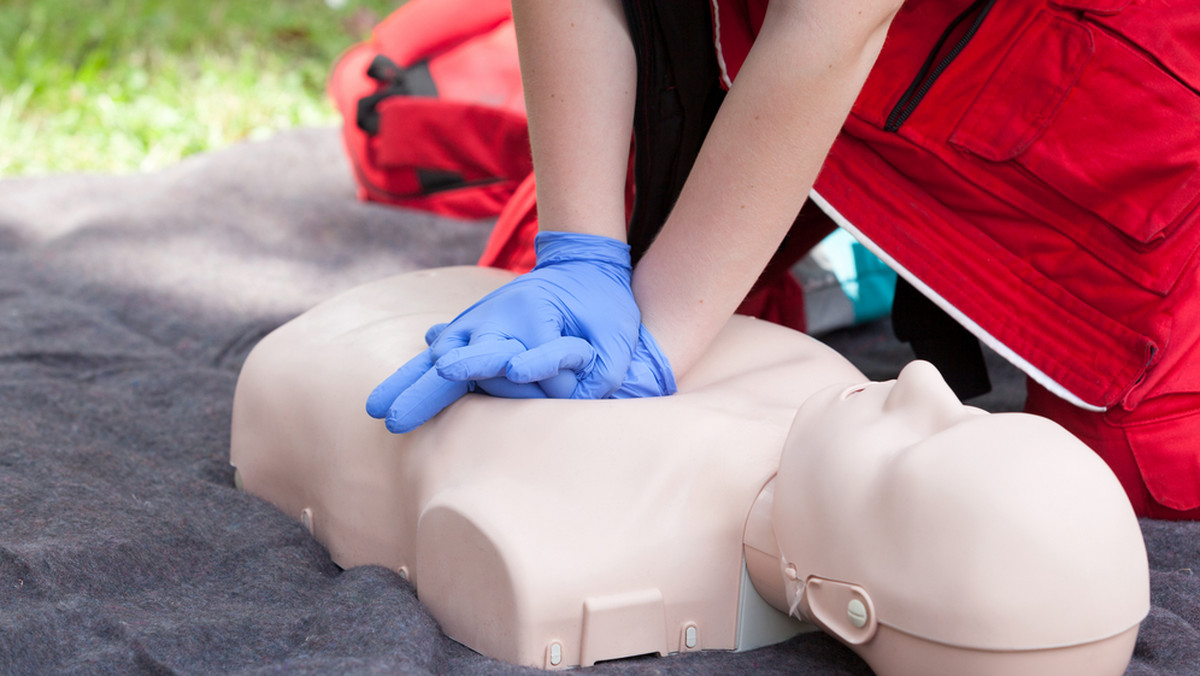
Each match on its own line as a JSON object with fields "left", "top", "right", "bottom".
{"left": 511, "top": 0, "right": 636, "bottom": 240}
{"left": 367, "top": 1, "right": 651, "bottom": 432}
{"left": 633, "top": 0, "right": 902, "bottom": 376}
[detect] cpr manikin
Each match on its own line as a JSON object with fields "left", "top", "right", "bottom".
{"left": 230, "top": 267, "right": 1149, "bottom": 674}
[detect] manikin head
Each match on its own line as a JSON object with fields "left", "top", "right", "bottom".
{"left": 771, "top": 361, "right": 1149, "bottom": 676}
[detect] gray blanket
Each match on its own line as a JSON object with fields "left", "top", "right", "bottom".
{"left": 1, "top": 128, "right": 1196, "bottom": 674}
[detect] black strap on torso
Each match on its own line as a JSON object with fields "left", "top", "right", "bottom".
{"left": 620, "top": 0, "right": 726, "bottom": 265}
{"left": 892, "top": 278, "right": 992, "bottom": 399}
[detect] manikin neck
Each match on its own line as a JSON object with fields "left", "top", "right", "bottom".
{"left": 741, "top": 477, "right": 792, "bottom": 615}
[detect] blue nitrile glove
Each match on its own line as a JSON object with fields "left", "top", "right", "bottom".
{"left": 433, "top": 315, "right": 678, "bottom": 398}
{"left": 365, "top": 231, "right": 642, "bottom": 433}
{"left": 611, "top": 325, "right": 678, "bottom": 398}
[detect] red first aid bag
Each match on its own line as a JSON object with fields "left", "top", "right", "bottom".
{"left": 327, "top": 0, "right": 531, "bottom": 219}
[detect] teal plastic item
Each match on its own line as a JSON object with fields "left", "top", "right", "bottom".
{"left": 796, "top": 229, "right": 897, "bottom": 334}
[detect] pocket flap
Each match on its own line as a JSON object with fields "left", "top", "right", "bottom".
{"left": 1125, "top": 398, "right": 1200, "bottom": 512}
{"left": 950, "top": 13, "right": 1093, "bottom": 162}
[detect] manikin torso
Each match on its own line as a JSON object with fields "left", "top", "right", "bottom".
{"left": 230, "top": 266, "right": 1149, "bottom": 675}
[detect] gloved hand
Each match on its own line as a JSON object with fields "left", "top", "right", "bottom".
{"left": 366, "top": 231, "right": 649, "bottom": 433}
{"left": 421, "top": 318, "right": 677, "bottom": 396}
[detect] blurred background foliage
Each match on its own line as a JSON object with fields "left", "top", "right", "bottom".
{"left": 0, "top": 0, "right": 403, "bottom": 175}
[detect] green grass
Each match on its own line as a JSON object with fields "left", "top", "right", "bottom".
{"left": 0, "top": 0, "right": 402, "bottom": 175}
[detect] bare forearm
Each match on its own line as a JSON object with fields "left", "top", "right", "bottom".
{"left": 634, "top": 0, "right": 900, "bottom": 375}
{"left": 511, "top": 0, "right": 636, "bottom": 240}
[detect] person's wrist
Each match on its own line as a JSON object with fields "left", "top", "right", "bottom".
{"left": 533, "top": 230, "right": 631, "bottom": 270}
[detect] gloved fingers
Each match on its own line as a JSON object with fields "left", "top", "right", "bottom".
{"left": 506, "top": 336, "right": 594, "bottom": 384}
{"left": 424, "top": 322, "right": 450, "bottom": 346}
{"left": 535, "top": 370, "right": 582, "bottom": 399}
{"left": 570, "top": 343, "right": 635, "bottom": 400}
{"left": 473, "top": 376, "right": 548, "bottom": 399}
{"left": 382, "top": 367, "right": 472, "bottom": 434}
{"left": 425, "top": 324, "right": 472, "bottom": 360}
{"left": 366, "top": 349, "right": 436, "bottom": 419}
{"left": 435, "top": 337, "right": 527, "bottom": 382}
{"left": 506, "top": 337, "right": 609, "bottom": 399}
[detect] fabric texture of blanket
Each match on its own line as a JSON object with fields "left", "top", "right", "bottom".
{"left": 0, "top": 128, "right": 1197, "bottom": 674}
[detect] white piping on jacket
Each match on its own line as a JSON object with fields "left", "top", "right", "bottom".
{"left": 808, "top": 189, "right": 1106, "bottom": 413}
{"left": 709, "top": 0, "right": 735, "bottom": 89}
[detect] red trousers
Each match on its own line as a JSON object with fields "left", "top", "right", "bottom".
{"left": 1027, "top": 381, "right": 1200, "bottom": 519}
